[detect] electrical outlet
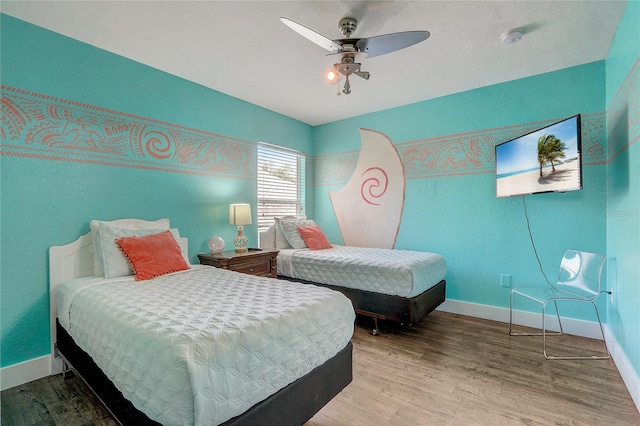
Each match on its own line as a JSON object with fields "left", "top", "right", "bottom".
{"left": 501, "top": 274, "right": 512, "bottom": 288}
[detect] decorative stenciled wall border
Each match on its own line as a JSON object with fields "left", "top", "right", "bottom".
{"left": 0, "top": 86, "right": 255, "bottom": 179}
{"left": 312, "top": 113, "right": 606, "bottom": 186}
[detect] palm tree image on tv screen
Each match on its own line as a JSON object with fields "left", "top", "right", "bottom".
{"left": 496, "top": 115, "right": 582, "bottom": 198}
{"left": 537, "top": 133, "right": 567, "bottom": 177}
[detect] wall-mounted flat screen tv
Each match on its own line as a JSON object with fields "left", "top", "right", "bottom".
{"left": 496, "top": 115, "right": 582, "bottom": 198}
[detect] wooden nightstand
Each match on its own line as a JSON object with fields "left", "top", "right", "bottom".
{"left": 198, "top": 249, "right": 279, "bottom": 278}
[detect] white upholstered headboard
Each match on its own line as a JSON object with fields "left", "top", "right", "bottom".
{"left": 259, "top": 224, "right": 276, "bottom": 250}
{"left": 259, "top": 216, "right": 307, "bottom": 250}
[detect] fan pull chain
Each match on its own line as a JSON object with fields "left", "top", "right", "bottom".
{"left": 343, "top": 75, "right": 351, "bottom": 95}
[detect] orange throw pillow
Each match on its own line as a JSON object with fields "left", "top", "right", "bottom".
{"left": 117, "top": 230, "right": 189, "bottom": 280}
{"left": 297, "top": 225, "right": 332, "bottom": 250}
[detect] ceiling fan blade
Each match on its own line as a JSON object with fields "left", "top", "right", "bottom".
{"left": 280, "top": 17, "right": 342, "bottom": 53}
{"left": 356, "top": 31, "right": 430, "bottom": 58}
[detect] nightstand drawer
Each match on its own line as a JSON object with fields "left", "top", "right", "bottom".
{"left": 229, "top": 258, "right": 272, "bottom": 276}
{"left": 198, "top": 249, "right": 279, "bottom": 278}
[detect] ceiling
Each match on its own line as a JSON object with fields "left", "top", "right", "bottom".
{"left": 1, "top": 1, "right": 627, "bottom": 126}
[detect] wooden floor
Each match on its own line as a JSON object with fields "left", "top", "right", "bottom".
{"left": 2, "top": 311, "right": 639, "bottom": 425}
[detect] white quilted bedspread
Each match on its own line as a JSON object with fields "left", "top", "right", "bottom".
{"left": 63, "top": 266, "right": 355, "bottom": 425}
{"left": 280, "top": 246, "right": 447, "bottom": 298}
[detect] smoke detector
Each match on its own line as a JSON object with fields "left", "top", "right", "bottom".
{"left": 501, "top": 30, "right": 523, "bottom": 45}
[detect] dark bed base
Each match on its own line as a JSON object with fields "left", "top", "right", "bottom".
{"left": 278, "top": 277, "right": 446, "bottom": 332}
{"left": 55, "top": 320, "right": 353, "bottom": 425}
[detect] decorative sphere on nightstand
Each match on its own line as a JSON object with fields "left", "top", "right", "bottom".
{"left": 208, "top": 236, "right": 225, "bottom": 254}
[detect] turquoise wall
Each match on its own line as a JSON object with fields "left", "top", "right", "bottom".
{"left": 310, "top": 1, "right": 639, "bottom": 384}
{"left": 0, "top": 15, "right": 312, "bottom": 367}
{"left": 1, "top": 4, "right": 638, "bottom": 394}
{"left": 312, "top": 62, "right": 607, "bottom": 313}
{"left": 605, "top": 0, "right": 640, "bottom": 386}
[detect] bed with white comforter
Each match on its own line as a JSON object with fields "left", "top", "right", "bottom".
{"left": 278, "top": 245, "right": 447, "bottom": 298}
{"left": 261, "top": 221, "right": 447, "bottom": 331}
{"left": 56, "top": 265, "right": 355, "bottom": 425}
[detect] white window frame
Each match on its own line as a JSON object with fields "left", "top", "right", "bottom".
{"left": 257, "top": 142, "right": 306, "bottom": 238}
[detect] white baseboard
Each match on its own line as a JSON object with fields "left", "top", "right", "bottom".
{"left": 437, "top": 299, "right": 607, "bottom": 339}
{"left": 604, "top": 325, "right": 640, "bottom": 413}
{"left": 0, "top": 355, "right": 50, "bottom": 391}
{"left": 437, "top": 299, "right": 640, "bottom": 414}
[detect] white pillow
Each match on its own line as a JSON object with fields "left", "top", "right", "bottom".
{"left": 90, "top": 218, "right": 170, "bottom": 276}
{"left": 96, "top": 224, "right": 164, "bottom": 278}
{"left": 274, "top": 215, "right": 306, "bottom": 249}
{"left": 279, "top": 219, "right": 317, "bottom": 249}
{"left": 95, "top": 225, "right": 189, "bottom": 278}
{"left": 169, "top": 228, "right": 191, "bottom": 265}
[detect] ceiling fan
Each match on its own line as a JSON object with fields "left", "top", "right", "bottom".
{"left": 280, "top": 16, "right": 430, "bottom": 95}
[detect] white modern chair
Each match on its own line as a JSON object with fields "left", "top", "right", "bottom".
{"left": 509, "top": 250, "right": 610, "bottom": 360}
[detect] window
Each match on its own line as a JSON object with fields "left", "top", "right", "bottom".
{"left": 257, "top": 142, "right": 306, "bottom": 236}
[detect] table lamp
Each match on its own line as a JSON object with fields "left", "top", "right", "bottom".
{"left": 229, "top": 203, "right": 251, "bottom": 253}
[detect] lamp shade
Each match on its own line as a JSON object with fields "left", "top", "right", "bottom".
{"left": 229, "top": 204, "right": 252, "bottom": 226}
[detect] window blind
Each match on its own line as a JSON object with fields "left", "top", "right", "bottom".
{"left": 257, "top": 142, "right": 306, "bottom": 236}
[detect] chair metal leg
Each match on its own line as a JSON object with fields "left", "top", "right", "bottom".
{"left": 510, "top": 289, "right": 612, "bottom": 359}
{"left": 509, "top": 291, "right": 561, "bottom": 337}
{"left": 543, "top": 301, "right": 610, "bottom": 360}
{"left": 509, "top": 291, "right": 514, "bottom": 335}
{"left": 542, "top": 302, "right": 552, "bottom": 358}
{"left": 552, "top": 300, "right": 564, "bottom": 334}
{"left": 509, "top": 251, "right": 609, "bottom": 360}
{"left": 592, "top": 302, "right": 611, "bottom": 359}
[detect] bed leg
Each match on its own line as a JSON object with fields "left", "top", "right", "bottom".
{"left": 61, "top": 359, "right": 75, "bottom": 380}
{"left": 355, "top": 309, "right": 384, "bottom": 336}
{"left": 372, "top": 318, "right": 380, "bottom": 336}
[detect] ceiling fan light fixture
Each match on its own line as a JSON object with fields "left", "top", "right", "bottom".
{"left": 281, "top": 16, "right": 430, "bottom": 95}
{"left": 334, "top": 59, "right": 361, "bottom": 77}
{"left": 501, "top": 30, "right": 523, "bottom": 45}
